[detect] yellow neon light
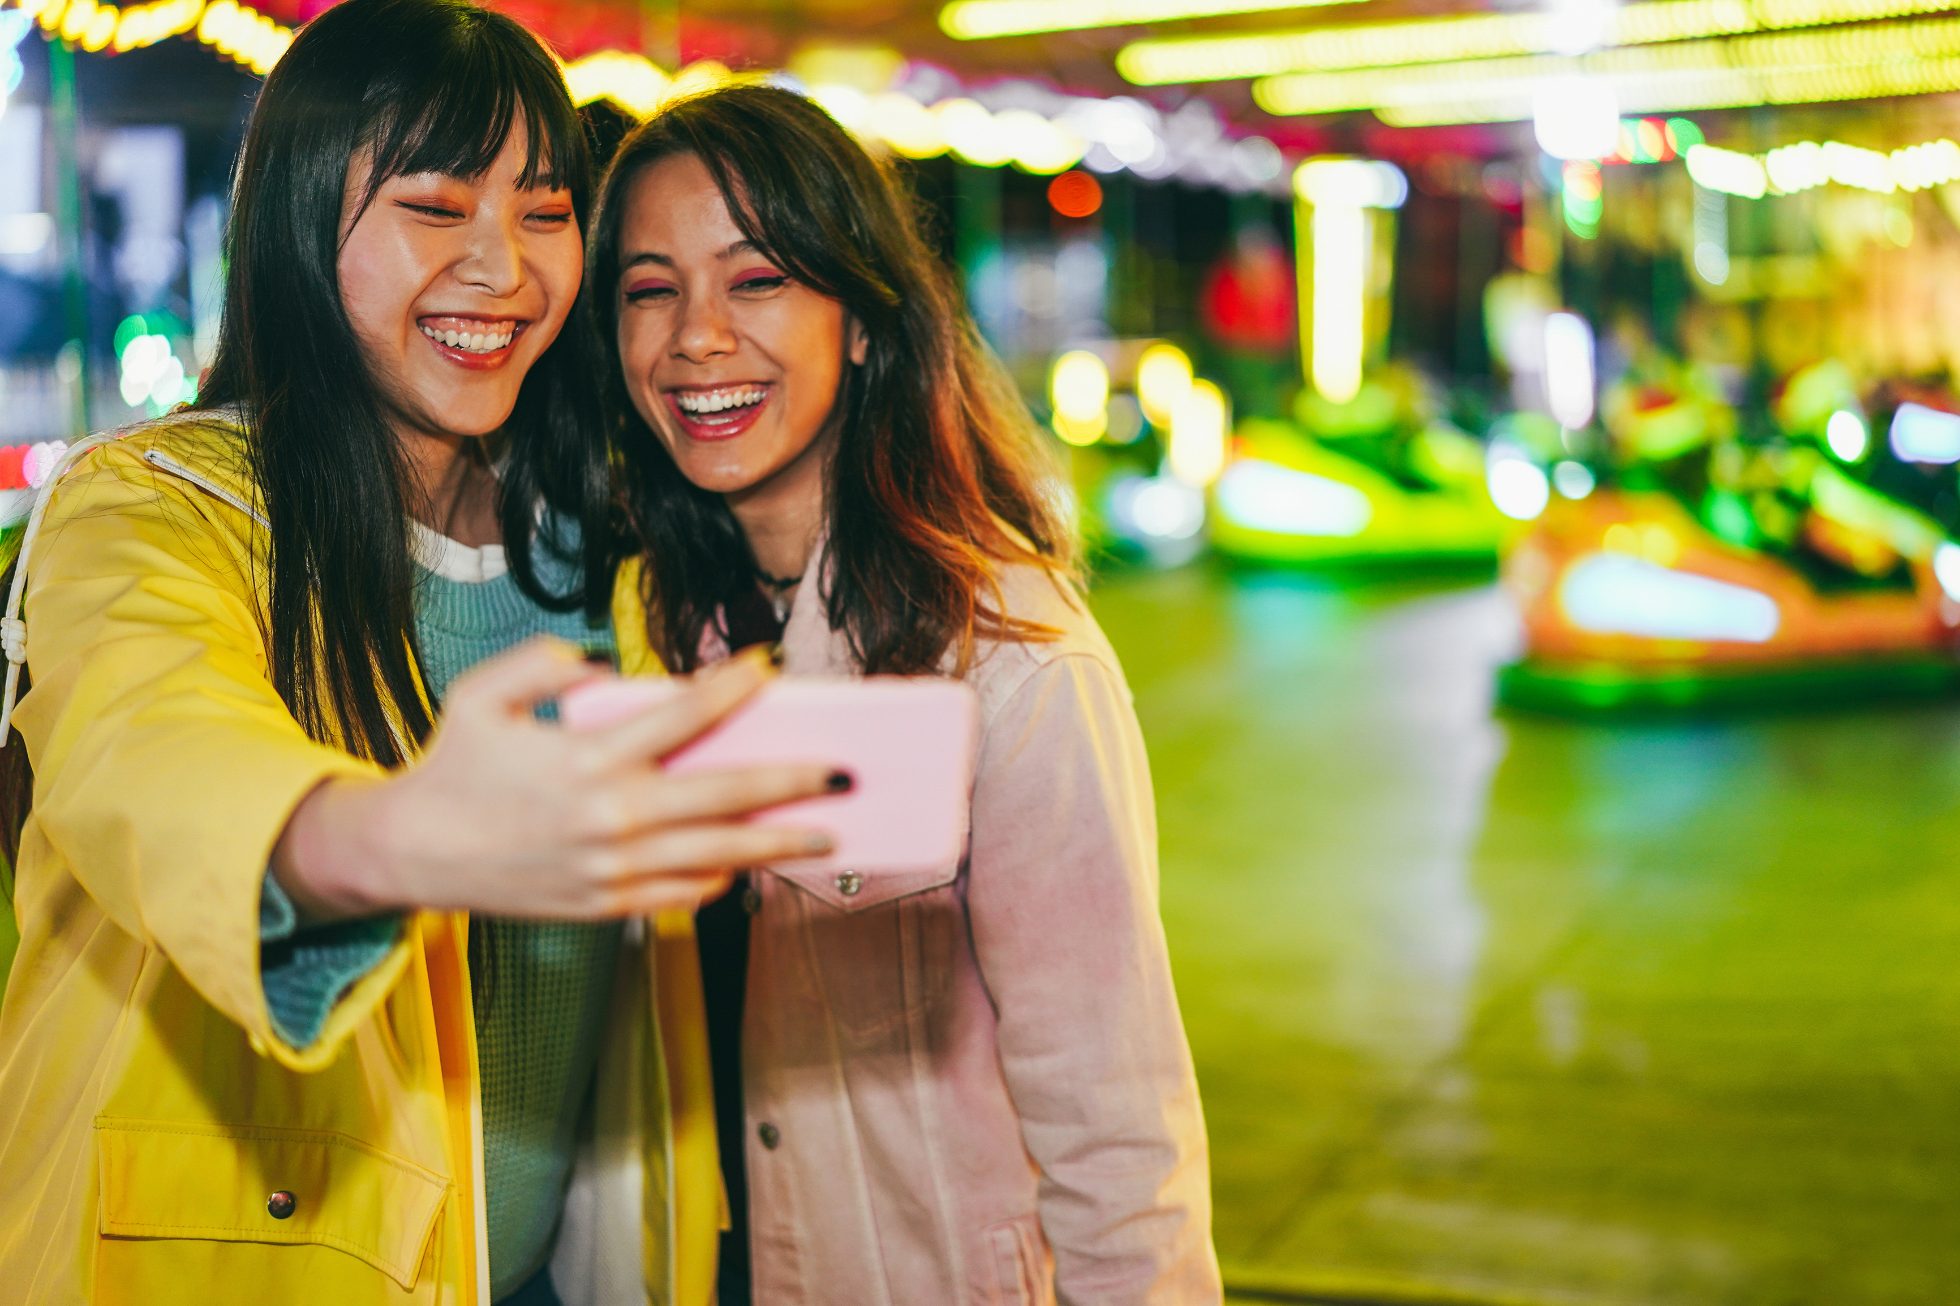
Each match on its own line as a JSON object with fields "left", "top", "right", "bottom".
{"left": 1136, "top": 343, "right": 1193, "bottom": 427}
{"left": 15, "top": 0, "right": 291, "bottom": 73}
{"left": 1253, "top": 17, "right": 1960, "bottom": 122}
{"left": 562, "top": 50, "right": 673, "bottom": 117}
{"left": 1685, "top": 143, "right": 1769, "bottom": 196}
{"left": 939, "top": 0, "right": 1361, "bottom": 43}
{"left": 1308, "top": 202, "right": 1366, "bottom": 404}
{"left": 1167, "top": 379, "right": 1229, "bottom": 486}
{"left": 1687, "top": 134, "right": 1960, "bottom": 197}
{"left": 1121, "top": 0, "right": 1960, "bottom": 85}
{"left": 1051, "top": 350, "right": 1110, "bottom": 419}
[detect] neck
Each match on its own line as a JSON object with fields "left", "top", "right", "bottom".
{"left": 730, "top": 484, "right": 823, "bottom": 583}
{"left": 727, "top": 428, "right": 831, "bottom": 583}
{"left": 400, "top": 430, "right": 501, "bottom": 548}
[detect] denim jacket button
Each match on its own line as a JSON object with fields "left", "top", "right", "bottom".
{"left": 835, "top": 871, "right": 863, "bottom": 897}
{"left": 266, "top": 1190, "right": 297, "bottom": 1220}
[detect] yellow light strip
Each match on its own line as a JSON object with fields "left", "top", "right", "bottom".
{"left": 10, "top": 0, "right": 290, "bottom": 72}
{"left": 1252, "top": 17, "right": 1960, "bottom": 122}
{"left": 1309, "top": 201, "right": 1366, "bottom": 403}
{"left": 1120, "top": 0, "right": 1960, "bottom": 85}
{"left": 1686, "top": 133, "right": 1960, "bottom": 197}
{"left": 939, "top": 0, "right": 1362, "bottom": 43}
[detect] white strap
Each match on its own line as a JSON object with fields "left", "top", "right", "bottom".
{"left": 0, "top": 433, "right": 121, "bottom": 744}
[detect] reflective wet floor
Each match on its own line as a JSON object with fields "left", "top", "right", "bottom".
{"left": 1093, "top": 566, "right": 1960, "bottom": 1306}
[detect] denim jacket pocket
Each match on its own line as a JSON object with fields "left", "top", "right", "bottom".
{"left": 986, "top": 1214, "right": 1052, "bottom": 1306}
{"left": 789, "top": 861, "right": 964, "bottom": 1040}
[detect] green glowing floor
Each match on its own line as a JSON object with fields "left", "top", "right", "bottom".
{"left": 1093, "top": 566, "right": 1960, "bottom": 1306}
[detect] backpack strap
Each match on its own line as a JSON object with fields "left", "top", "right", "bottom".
{"left": 0, "top": 433, "right": 132, "bottom": 744}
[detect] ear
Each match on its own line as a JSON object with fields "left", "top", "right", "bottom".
{"left": 847, "top": 315, "right": 869, "bottom": 367}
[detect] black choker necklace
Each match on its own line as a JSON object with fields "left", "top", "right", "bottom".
{"left": 755, "top": 567, "right": 800, "bottom": 622}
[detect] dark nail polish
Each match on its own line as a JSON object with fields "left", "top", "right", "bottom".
{"left": 581, "top": 647, "right": 613, "bottom": 667}
{"left": 826, "top": 770, "right": 855, "bottom": 793}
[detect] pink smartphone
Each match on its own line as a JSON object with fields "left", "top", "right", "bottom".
{"left": 559, "top": 675, "right": 978, "bottom": 876}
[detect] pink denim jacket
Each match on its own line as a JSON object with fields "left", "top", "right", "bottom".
{"left": 706, "top": 549, "right": 1222, "bottom": 1306}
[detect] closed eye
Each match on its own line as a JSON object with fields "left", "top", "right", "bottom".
{"left": 733, "top": 275, "right": 788, "bottom": 293}
{"left": 398, "top": 201, "right": 464, "bottom": 220}
{"left": 624, "top": 283, "right": 677, "bottom": 304}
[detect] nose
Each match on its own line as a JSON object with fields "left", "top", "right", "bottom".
{"left": 458, "top": 212, "right": 525, "bottom": 298}
{"left": 672, "top": 290, "right": 737, "bottom": 363}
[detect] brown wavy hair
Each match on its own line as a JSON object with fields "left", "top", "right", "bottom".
{"left": 587, "top": 85, "right": 1075, "bottom": 674}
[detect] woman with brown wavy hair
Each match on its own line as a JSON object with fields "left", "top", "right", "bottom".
{"left": 588, "top": 84, "right": 1222, "bottom": 1305}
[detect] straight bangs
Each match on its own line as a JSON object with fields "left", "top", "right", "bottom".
{"left": 358, "top": 14, "right": 587, "bottom": 218}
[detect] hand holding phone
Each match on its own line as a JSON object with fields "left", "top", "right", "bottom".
{"left": 561, "top": 675, "right": 978, "bottom": 876}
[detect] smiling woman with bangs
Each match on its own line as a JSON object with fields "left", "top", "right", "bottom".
{"left": 0, "top": 3, "right": 838, "bottom": 1304}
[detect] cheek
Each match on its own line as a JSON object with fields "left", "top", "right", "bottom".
{"left": 336, "top": 232, "right": 409, "bottom": 347}
{"left": 618, "top": 315, "right": 663, "bottom": 381}
{"left": 534, "top": 240, "right": 584, "bottom": 328}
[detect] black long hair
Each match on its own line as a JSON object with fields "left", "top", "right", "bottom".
{"left": 197, "top": 0, "right": 615, "bottom": 763}
{"left": 587, "top": 86, "right": 1074, "bottom": 675}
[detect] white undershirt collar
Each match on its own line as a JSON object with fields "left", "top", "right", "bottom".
{"left": 409, "top": 519, "right": 509, "bottom": 583}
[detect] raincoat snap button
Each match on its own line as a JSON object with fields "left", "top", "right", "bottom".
{"left": 267, "top": 1191, "right": 296, "bottom": 1220}
{"left": 758, "top": 1123, "right": 781, "bottom": 1150}
{"left": 835, "top": 871, "right": 863, "bottom": 897}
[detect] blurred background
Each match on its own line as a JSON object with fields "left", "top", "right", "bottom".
{"left": 7, "top": 0, "right": 1960, "bottom": 1300}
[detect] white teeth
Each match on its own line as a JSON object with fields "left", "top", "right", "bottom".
{"left": 420, "top": 323, "right": 515, "bottom": 353}
{"left": 675, "top": 386, "right": 767, "bottom": 416}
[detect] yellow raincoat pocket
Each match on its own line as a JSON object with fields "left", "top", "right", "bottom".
{"left": 94, "top": 1118, "right": 450, "bottom": 1303}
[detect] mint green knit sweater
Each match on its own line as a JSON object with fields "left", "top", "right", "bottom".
{"left": 259, "top": 538, "right": 620, "bottom": 1302}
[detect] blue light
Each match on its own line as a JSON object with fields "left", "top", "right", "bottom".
{"left": 1559, "top": 553, "right": 1780, "bottom": 643}
{"left": 1889, "top": 403, "right": 1960, "bottom": 465}
{"left": 1, "top": 11, "right": 30, "bottom": 112}
{"left": 1216, "top": 459, "right": 1372, "bottom": 537}
{"left": 1107, "top": 473, "right": 1205, "bottom": 543}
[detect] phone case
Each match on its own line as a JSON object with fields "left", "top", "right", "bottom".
{"left": 559, "top": 675, "right": 978, "bottom": 877}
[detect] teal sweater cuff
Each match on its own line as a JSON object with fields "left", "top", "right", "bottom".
{"left": 260, "top": 870, "right": 401, "bottom": 1048}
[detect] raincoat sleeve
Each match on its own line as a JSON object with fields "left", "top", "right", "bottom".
{"left": 964, "top": 652, "right": 1223, "bottom": 1305}
{"left": 11, "top": 443, "right": 409, "bottom": 1071}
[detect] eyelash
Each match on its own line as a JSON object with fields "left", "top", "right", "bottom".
{"left": 397, "top": 203, "right": 573, "bottom": 225}
{"left": 623, "top": 275, "right": 789, "bottom": 304}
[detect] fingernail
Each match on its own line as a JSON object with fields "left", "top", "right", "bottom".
{"left": 825, "top": 770, "right": 854, "bottom": 793}
{"left": 805, "top": 832, "right": 835, "bottom": 855}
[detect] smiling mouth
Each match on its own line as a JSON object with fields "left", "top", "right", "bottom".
{"left": 417, "top": 316, "right": 526, "bottom": 365}
{"left": 665, "top": 384, "right": 773, "bottom": 440}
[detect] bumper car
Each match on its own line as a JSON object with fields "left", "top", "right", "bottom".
{"left": 1497, "top": 364, "right": 1960, "bottom": 711}
{"left": 1209, "top": 371, "right": 1513, "bottom": 570}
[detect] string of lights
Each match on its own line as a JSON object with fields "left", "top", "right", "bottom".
{"left": 1685, "top": 134, "right": 1960, "bottom": 197}
{"left": 1252, "top": 15, "right": 1960, "bottom": 123}
{"left": 7, "top": 0, "right": 290, "bottom": 73}
{"left": 937, "top": 0, "right": 1362, "bottom": 43}
{"left": 1120, "top": 0, "right": 1960, "bottom": 86}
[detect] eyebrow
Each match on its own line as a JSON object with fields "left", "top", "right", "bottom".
{"left": 621, "top": 238, "right": 761, "bottom": 272}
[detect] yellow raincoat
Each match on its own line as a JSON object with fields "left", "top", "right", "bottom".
{"left": 0, "top": 416, "right": 720, "bottom": 1304}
